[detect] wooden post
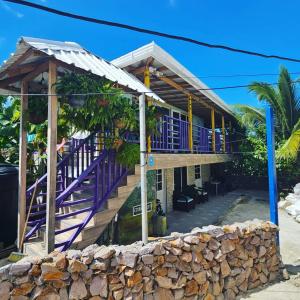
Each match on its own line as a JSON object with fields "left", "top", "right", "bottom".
{"left": 144, "top": 67, "right": 152, "bottom": 153}
{"left": 222, "top": 115, "right": 226, "bottom": 153}
{"left": 46, "top": 61, "right": 57, "bottom": 253}
{"left": 211, "top": 108, "right": 216, "bottom": 153}
{"left": 17, "top": 80, "right": 28, "bottom": 250}
{"left": 188, "top": 95, "right": 193, "bottom": 151}
{"left": 229, "top": 121, "right": 233, "bottom": 152}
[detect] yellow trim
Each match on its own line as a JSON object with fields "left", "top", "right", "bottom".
{"left": 144, "top": 67, "right": 152, "bottom": 153}
{"left": 211, "top": 108, "right": 216, "bottom": 152}
{"left": 188, "top": 95, "right": 193, "bottom": 151}
{"left": 222, "top": 115, "right": 226, "bottom": 152}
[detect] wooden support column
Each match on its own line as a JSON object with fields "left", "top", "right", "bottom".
{"left": 222, "top": 115, "right": 226, "bottom": 153}
{"left": 211, "top": 108, "right": 216, "bottom": 153}
{"left": 46, "top": 61, "right": 57, "bottom": 253}
{"left": 144, "top": 67, "right": 151, "bottom": 153}
{"left": 188, "top": 94, "right": 193, "bottom": 151}
{"left": 17, "top": 80, "right": 28, "bottom": 250}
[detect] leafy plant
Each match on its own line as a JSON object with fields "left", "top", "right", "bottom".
{"left": 116, "top": 142, "right": 140, "bottom": 168}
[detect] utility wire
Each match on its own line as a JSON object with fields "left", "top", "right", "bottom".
{"left": 4, "top": 0, "right": 300, "bottom": 63}
{"left": 1, "top": 79, "right": 298, "bottom": 97}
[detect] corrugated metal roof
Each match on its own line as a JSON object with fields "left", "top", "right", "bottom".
{"left": 112, "top": 42, "right": 233, "bottom": 115}
{"left": 0, "top": 37, "right": 162, "bottom": 101}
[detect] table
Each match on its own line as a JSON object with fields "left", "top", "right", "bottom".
{"left": 211, "top": 181, "right": 221, "bottom": 196}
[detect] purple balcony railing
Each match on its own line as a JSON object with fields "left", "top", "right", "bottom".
{"left": 151, "top": 115, "right": 189, "bottom": 152}
{"left": 215, "top": 131, "right": 222, "bottom": 153}
{"left": 192, "top": 124, "right": 210, "bottom": 153}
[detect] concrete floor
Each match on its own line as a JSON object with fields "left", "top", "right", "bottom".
{"left": 167, "top": 189, "right": 300, "bottom": 300}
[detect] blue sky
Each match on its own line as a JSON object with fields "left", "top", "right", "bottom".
{"left": 1, "top": 0, "right": 300, "bottom": 107}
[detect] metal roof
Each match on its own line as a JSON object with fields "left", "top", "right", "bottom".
{"left": 0, "top": 37, "right": 162, "bottom": 101}
{"left": 112, "top": 42, "right": 234, "bottom": 116}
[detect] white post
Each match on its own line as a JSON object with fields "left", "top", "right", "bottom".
{"left": 139, "top": 93, "right": 148, "bottom": 244}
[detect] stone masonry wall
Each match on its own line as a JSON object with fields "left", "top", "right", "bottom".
{"left": 0, "top": 221, "right": 283, "bottom": 300}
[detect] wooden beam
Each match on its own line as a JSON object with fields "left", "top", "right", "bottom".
{"left": 22, "top": 60, "right": 49, "bottom": 83}
{"left": 45, "top": 61, "right": 58, "bottom": 254}
{"left": 158, "top": 76, "right": 212, "bottom": 109}
{"left": 17, "top": 80, "right": 28, "bottom": 250}
{"left": 8, "top": 59, "right": 48, "bottom": 77}
{"left": 0, "top": 74, "right": 29, "bottom": 88}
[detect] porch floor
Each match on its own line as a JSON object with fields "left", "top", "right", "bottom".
{"left": 166, "top": 189, "right": 269, "bottom": 234}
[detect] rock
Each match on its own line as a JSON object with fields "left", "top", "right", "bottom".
{"left": 258, "top": 246, "right": 267, "bottom": 258}
{"left": 156, "top": 267, "right": 168, "bottom": 277}
{"left": 90, "top": 276, "right": 108, "bottom": 298}
{"left": 212, "top": 281, "right": 221, "bottom": 296}
{"left": 174, "top": 288, "right": 184, "bottom": 300}
{"left": 0, "top": 281, "right": 12, "bottom": 300}
{"left": 203, "top": 249, "right": 214, "bottom": 262}
{"left": 69, "top": 278, "right": 87, "bottom": 299}
{"left": 221, "top": 240, "right": 235, "bottom": 254}
{"left": 53, "top": 252, "right": 67, "bottom": 270}
{"left": 40, "top": 262, "right": 64, "bottom": 281}
{"left": 204, "top": 294, "right": 215, "bottom": 300}
{"left": 11, "top": 283, "right": 34, "bottom": 296}
{"left": 155, "top": 276, "right": 173, "bottom": 289}
{"left": 170, "top": 238, "right": 184, "bottom": 248}
{"left": 181, "top": 252, "right": 192, "bottom": 263}
{"left": 90, "top": 260, "right": 109, "bottom": 271}
{"left": 142, "top": 254, "right": 154, "bottom": 265}
{"left": 184, "top": 235, "right": 199, "bottom": 245}
{"left": 59, "top": 288, "right": 69, "bottom": 300}
{"left": 208, "top": 238, "right": 221, "bottom": 250}
{"left": 94, "top": 246, "right": 115, "bottom": 260}
{"left": 193, "top": 271, "right": 206, "bottom": 284}
{"left": 224, "top": 277, "right": 236, "bottom": 289}
{"left": 224, "top": 288, "right": 235, "bottom": 300}
{"left": 154, "top": 287, "right": 174, "bottom": 300}
{"left": 117, "top": 253, "right": 138, "bottom": 268}
{"left": 66, "top": 249, "right": 81, "bottom": 260}
{"left": 127, "top": 272, "right": 142, "bottom": 288}
{"left": 250, "top": 235, "right": 260, "bottom": 245}
{"left": 235, "top": 272, "right": 246, "bottom": 286}
{"left": 9, "top": 262, "right": 31, "bottom": 276}
{"left": 282, "top": 268, "right": 290, "bottom": 280}
{"left": 169, "top": 247, "right": 182, "bottom": 256}
{"left": 185, "top": 279, "right": 198, "bottom": 296}
{"left": 259, "top": 272, "right": 268, "bottom": 284}
{"left": 153, "top": 244, "right": 166, "bottom": 255}
{"left": 68, "top": 259, "right": 88, "bottom": 273}
{"left": 114, "top": 289, "right": 124, "bottom": 300}
{"left": 143, "top": 277, "right": 153, "bottom": 293}
{"left": 220, "top": 260, "right": 231, "bottom": 277}
{"left": 168, "top": 268, "right": 178, "bottom": 279}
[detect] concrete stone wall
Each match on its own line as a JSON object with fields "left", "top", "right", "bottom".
{"left": 187, "top": 166, "right": 195, "bottom": 186}
{"left": 0, "top": 221, "right": 283, "bottom": 300}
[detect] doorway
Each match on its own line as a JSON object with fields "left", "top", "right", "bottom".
{"left": 174, "top": 167, "right": 187, "bottom": 192}
{"left": 156, "top": 169, "right": 166, "bottom": 212}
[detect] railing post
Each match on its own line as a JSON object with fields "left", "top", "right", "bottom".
{"left": 211, "top": 108, "right": 216, "bottom": 153}
{"left": 139, "top": 93, "right": 148, "bottom": 244}
{"left": 17, "top": 80, "right": 28, "bottom": 250}
{"left": 266, "top": 106, "right": 279, "bottom": 232}
{"left": 188, "top": 95, "right": 193, "bottom": 152}
{"left": 222, "top": 115, "right": 226, "bottom": 153}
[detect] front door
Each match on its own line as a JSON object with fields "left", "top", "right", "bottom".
{"left": 174, "top": 167, "right": 187, "bottom": 192}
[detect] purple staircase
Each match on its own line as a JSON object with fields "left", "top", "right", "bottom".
{"left": 23, "top": 133, "right": 134, "bottom": 253}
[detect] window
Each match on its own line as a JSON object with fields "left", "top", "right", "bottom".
{"left": 195, "top": 165, "right": 201, "bottom": 179}
{"left": 156, "top": 169, "right": 163, "bottom": 191}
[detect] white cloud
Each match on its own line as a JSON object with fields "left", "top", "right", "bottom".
{"left": 1, "top": 2, "right": 24, "bottom": 18}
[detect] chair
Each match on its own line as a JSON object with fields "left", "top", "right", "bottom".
{"left": 183, "top": 185, "right": 201, "bottom": 203}
{"left": 192, "top": 185, "right": 209, "bottom": 202}
{"left": 173, "top": 189, "right": 195, "bottom": 212}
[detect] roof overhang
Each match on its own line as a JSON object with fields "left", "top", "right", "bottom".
{"left": 112, "top": 42, "right": 235, "bottom": 124}
{"left": 0, "top": 37, "right": 162, "bottom": 102}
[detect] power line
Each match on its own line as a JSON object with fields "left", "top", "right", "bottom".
{"left": 4, "top": 0, "right": 300, "bottom": 63}
{"left": 0, "top": 79, "right": 296, "bottom": 97}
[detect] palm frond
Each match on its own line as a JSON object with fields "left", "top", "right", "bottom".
{"left": 277, "top": 118, "right": 300, "bottom": 160}
{"left": 232, "top": 104, "right": 265, "bottom": 129}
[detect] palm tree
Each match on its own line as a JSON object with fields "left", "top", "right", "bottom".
{"left": 235, "top": 66, "right": 300, "bottom": 159}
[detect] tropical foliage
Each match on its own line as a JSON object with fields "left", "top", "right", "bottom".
{"left": 231, "top": 66, "right": 300, "bottom": 186}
